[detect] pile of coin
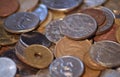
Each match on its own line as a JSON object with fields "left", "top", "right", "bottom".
{"left": 1, "top": 0, "right": 120, "bottom": 77}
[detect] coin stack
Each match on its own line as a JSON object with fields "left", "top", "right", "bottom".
{"left": 1, "top": 0, "right": 120, "bottom": 77}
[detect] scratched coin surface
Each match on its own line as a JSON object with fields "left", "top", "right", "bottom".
{"left": 59, "top": 13, "right": 97, "bottom": 40}
{"left": 0, "top": 57, "right": 17, "bottom": 77}
{"left": 116, "top": 26, "right": 120, "bottom": 43}
{"left": 0, "top": 0, "right": 19, "bottom": 17}
{"left": 41, "top": 0, "right": 82, "bottom": 12}
{"left": 90, "top": 40, "right": 120, "bottom": 67}
{"left": 49, "top": 56, "right": 84, "bottom": 77}
{"left": 55, "top": 37, "right": 91, "bottom": 60}
{"left": 36, "top": 69, "right": 51, "bottom": 77}
{"left": 4, "top": 12, "right": 40, "bottom": 34}
{"left": 45, "top": 19, "right": 64, "bottom": 43}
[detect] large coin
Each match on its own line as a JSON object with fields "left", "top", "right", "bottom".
{"left": 0, "top": 0, "right": 19, "bottom": 17}
{"left": 116, "top": 26, "right": 120, "bottom": 43}
{"left": 45, "top": 19, "right": 64, "bottom": 43}
{"left": 4, "top": 12, "right": 40, "bottom": 34}
{"left": 49, "top": 56, "right": 84, "bottom": 77}
{"left": 55, "top": 37, "right": 91, "bottom": 60}
{"left": 0, "top": 57, "right": 17, "bottom": 77}
{"left": 41, "top": 0, "right": 82, "bottom": 12}
{"left": 59, "top": 13, "right": 97, "bottom": 40}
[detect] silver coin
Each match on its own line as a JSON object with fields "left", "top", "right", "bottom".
{"left": 41, "top": 0, "right": 82, "bottom": 12}
{"left": 0, "top": 57, "right": 17, "bottom": 77}
{"left": 33, "top": 4, "right": 48, "bottom": 23}
{"left": 84, "top": 0, "right": 107, "bottom": 7}
{"left": 96, "top": 7, "right": 115, "bottom": 35}
{"left": 90, "top": 40, "right": 120, "bottom": 67}
{"left": 49, "top": 56, "right": 84, "bottom": 77}
{"left": 4, "top": 12, "right": 40, "bottom": 34}
{"left": 45, "top": 19, "right": 64, "bottom": 43}
{"left": 36, "top": 69, "right": 51, "bottom": 77}
{"left": 59, "top": 13, "right": 97, "bottom": 40}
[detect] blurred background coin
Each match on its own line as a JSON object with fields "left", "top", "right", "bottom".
{"left": 116, "top": 26, "right": 120, "bottom": 44}
{"left": 36, "top": 69, "right": 51, "bottom": 77}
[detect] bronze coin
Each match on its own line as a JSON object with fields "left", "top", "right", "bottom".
{"left": 116, "top": 26, "right": 120, "bottom": 43}
{"left": 55, "top": 37, "right": 91, "bottom": 61}
{"left": 80, "top": 8, "right": 106, "bottom": 26}
{"left": 0, "top": 0, "right": 19, "bottom": 17}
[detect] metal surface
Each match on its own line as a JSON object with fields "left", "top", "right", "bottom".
{"left": 116, "top": 26, "right": 120, "bottom": 43}
{"left": 36, "top": 69, "right": 51, "bottom": 77}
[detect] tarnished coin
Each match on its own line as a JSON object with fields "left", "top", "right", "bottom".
{"left": 4, "top": 12, "right": 40, "bottom": 34}
{"left": 49, "top": 56, "right": 84, "bottom": 77}
{"left": 41, "top": 0, "right": 82, "bottom": 12}
{"left": 80, "top": 8, "right": 106, "bottom": 26}
{"left": 96, "top": 7, "right": 115, "bottom": 35}
{"left": 0, "top": 0, "right": 19, "bottom": 17}
{"left": 36, "top": 69, "right": 51, "bottom": 77}
{"left": 45, "top": 19, "right": 64, "bottom": 43}
{"left": 0, "top": 57, "right": 17, "bottom": 77}
{"left": 90, "top": 40, "right": 120, "bottom": 67}
{"left": 33, "top": 4, "right": 48, "bottom": 23}
{"left": 18, "top": 0, "right": 39, "bottom": 12}
{"left": 59, "top": 13, "right": 97, "bottom": 40}
{"left": 55, "top": 37, "right": 91, "bottom": 60}
{"left": 116, "top": 26, "right": 120, "bottom": 43}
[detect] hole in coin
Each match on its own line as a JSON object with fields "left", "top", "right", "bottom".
{"left": 34, "top": 53, "right": 42, "bottom": 59}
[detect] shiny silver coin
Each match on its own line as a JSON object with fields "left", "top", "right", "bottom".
{"left": 36, "top": 69, "right": 51, "bottom": 77}
{"left": 84, "top": 0, "right": 107, "bottom": 7}
{"left": 96, "top": 7, "right": 115, "bottom": 35}
{"left": 100, "top": 69, "right": 120, "bottom": 77}
{"left": 33, "top": 4, "right": 48, "bottom": 23}
{"left": 49, "top": 56, "right": 84, "bottom": 77}
{"left": 90, "top": 40, "right": 120, "bottom": 67}
{"left": 60, "top": 13, "right": 97, "bottom": 40}
{"left": 41, "top": 0, "right": 82, "bottom": 12}
{"left": 45, "top": 19, "right": 64, "bottom": 43}
{"left": 4, "top": 12, "right": 40, "bottom": 34}
{"left": 0, "top": 57, "right": 17, "bottom": 77}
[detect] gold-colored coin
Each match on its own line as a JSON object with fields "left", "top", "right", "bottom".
{"left": 115, "top": 19, "right": 120, "bottom": 26}
{"left": 55, "top": 37, "right": 91, "bottom": 61}
{"left": 116, "top": 26, "right": 120, "bottom": 43}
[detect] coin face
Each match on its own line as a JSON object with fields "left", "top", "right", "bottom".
{"left": 49, "top": 56, "right": 84, "bottom": 77}
{"left": 36, "top": 69, "right": 51, "bottom": 77}
{"left": 45, "top": 19, "right": 64, "bottom": 43}
{"left": 4, "top": 12, "right": 40, "bottom": 34}
{"left": 41, "top": 0, "right": 82, "bottom": 12}
{"left": 116, "top": 26, "right": 120, "bottom": 43}
{"left": 59, "top": 13, "right": 97, "bottom": 40}
{"left": 0, "top": 0, "right": 19, "bottom": 17}
{"left": 0, "top": 57, "right": 17, "bottom": 77}
{"left": 90, "top": 40, "right": 120, "bottom": 67}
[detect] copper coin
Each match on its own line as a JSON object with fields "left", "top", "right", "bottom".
{"left": 18, "top": 0, "right": 39, "bottom": 12}
{"left": 90, "top": 40, "right": 120, "bottom": 68}
{"left": 0, "top": 0, "right": 19, "bottom": 17}
{"left": 94, "top": 24, "right": 118, "bottom": 42}
{"left": 59, "top": 13, "right": 97, "bottom": 40}
{"left": 55, "top": 37, "right": 91, "bottom": 61}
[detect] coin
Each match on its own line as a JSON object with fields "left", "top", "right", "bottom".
{"left": 59, "top": 13, "right": 97, "bottom": 40}
{"left": 80, "top": 8, "right": 106, "bottom": 26}
{"left": 116, "top": 26, "right": 120, "bottom": 43}
{"left": 49, "top": 56, "right": 84, "bottom": 77}
{"left": 33, "top": 4, "right": 48, "bottom": 23}
{"left": 0, "top": 0, "right": 19, "bottom": 17}
{"left": 41, "top": 0, "right": 82, "bottom": 12}
{"left": 0, "top": 57, "right": 17, "bottom": 77}
{"left": 55, "top": 37, "right": 91, "bottom": 61}
{"left": 36, "top": 69, "right": 51, "bottom": 77}
{"left": 18, "top": 0, "right": 39, "bottom": 12}
{"left": 4, "top": 12, "right": 40, "bottom": 34}
{"left": 45, "top": 19, "right": 64, "bottom": 43}
{"left": 90, "top": 40, "right": 120, "bottom": 68}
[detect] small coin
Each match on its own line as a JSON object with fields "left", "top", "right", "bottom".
{"left": 33, "top": 4, "right": 48, "bottom": 23}
{"left": 90, "top": 40, "right": 120, "bottom": 67}
{"left": 41, "top": 0, "right": 82, "bottom": 12}
{"left": 59, "top": 13, "right": 97, "bottom": 40}
{"left": 0, "top": 57, "right": 17, "bottom": 77}
{"left": 49, "top": 56, "right": 84, "bottom": 77}
{"left": 55, "top": 37, "right": 91, "bottom": 61}
{"left": 0, "top": 0, "right": 19, "bottom": 17}
{"left": 45, "top": 19, "right": 64, "bottom": 43}
{"left": 80, "top": 8, "right": 106, "bottom": 26}
{"left": 18, "top": 0, "right": 39, "bottom": 12}
{"left": 4, "top": 12, "right": 40, "bottom": 34}
{"left": 36, "top": 69, "right": 51, "bottom": 77}
{"left": 116, "top": 26, "right": 120, "bottom": 43}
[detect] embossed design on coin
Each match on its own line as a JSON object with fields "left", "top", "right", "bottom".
{"left": 49, "top": 56, "right": 84, "bottom": 77}
{"left": 4, "top": 12, "right": 40, "bottom": 34}
{"left": 60, "top": 13, "right": 97, "bottom": 40}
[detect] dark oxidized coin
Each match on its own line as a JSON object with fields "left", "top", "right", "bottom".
{"left": 59, "top": 13, "right": 97, "bottom": 40}
{"left": 4, "top": 12, "right": 40, "bottom": 34}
